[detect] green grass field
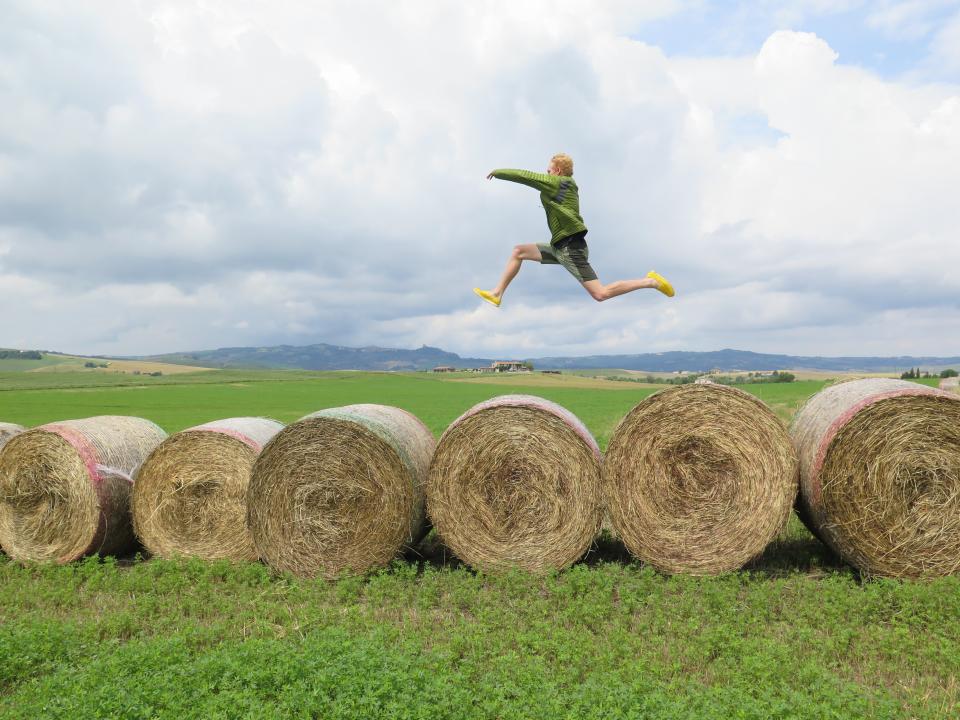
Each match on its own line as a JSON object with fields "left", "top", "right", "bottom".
{"left": 0, "top": 370, "right": 957, "bottom": 718}
{"left": 0, "top": 369, "right": 831, "bottom": 446}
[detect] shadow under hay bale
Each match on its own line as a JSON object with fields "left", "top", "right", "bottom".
{"left": 0, "top": 423, "right": 25, "bottom": 451}
{"left": 248, "top": 404, "right": 434, "bottom": 579}
{"left": 603, "top": 383, "right": 798, "bottom": 575}
{"left": 427, "top": 394, "right": 603, "bottom": 573}
{"left": 132, "top": 417, "right": 284, "bottom": 561}
{"left": 791, "top": 377, "right": 960, "bottom": 578}
{"left": 0, "top": 416, "right": 167, "bottom": 563}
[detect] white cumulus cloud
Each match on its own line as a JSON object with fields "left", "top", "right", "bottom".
{"left": 0, "top": 1, "right": 958, "bottom": 358}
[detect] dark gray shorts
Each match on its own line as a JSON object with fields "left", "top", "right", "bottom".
{"left": 537, "top": 232, "right": 597, "bottom": 283}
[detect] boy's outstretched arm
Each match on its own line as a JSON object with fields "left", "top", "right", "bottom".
{"left": 486, "top": 168, "right": 561, "bottom": 194}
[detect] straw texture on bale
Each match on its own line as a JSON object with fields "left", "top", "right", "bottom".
{"left": 132, "top": 417, "right": 284, "bottom": 560}
{"left": 792, "top": 378, "right": 960, "bottom": 577}
{"left": 603, "top": 384, "right": 798, "bottom": 575}
{"left": 248, "top": 405, "right": 434, "bottom": 578}
{"left": 427, "top": 394, "right": 603, "bottom": 573}
{"left": 0, "top": 424, "right": 25, "bottom": 555}
{"left": 0, "top": 423, "right": 25, "bottom": 451}
{"left": 0, "top": 416, "right": 167, "bottom": 563}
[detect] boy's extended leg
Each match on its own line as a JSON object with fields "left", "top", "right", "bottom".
{"left": 582, "top": 271, "right": 674, "bottom": 302}
{"left": 474, "top": 244, "right": 542, "bottom": 307}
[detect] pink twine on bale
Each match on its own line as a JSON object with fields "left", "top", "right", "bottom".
{"left": 37, "top": 423, "right": 140, "bottom": 561}
{"left": 450, "top": 394, "right": 601, "bottom": 462}
{"left": 193, "top": 428, "right": 261, "bottom": 452}
{"left": 42, "top": 423, "right": 103, "bottom": 485}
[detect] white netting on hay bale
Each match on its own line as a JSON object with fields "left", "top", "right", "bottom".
{"left": 0, "top": 423, "right": 25, "bottom": 451}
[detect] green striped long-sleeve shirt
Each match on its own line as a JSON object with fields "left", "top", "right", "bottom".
{"left": 491, "top": 168, "right": 588, "bottom": 245}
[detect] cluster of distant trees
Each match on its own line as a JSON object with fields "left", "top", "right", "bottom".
{"left": 701, "top": 371, "right": 796, "bottom": 386}
{"left": 729, "top": 370, "right": 796, "bottom": 384}
{"left": 901, "top": 368, "right": 958, "bottom": 379}
{"left": 84, "top": 361, "right": 109, "bottom": 368}
{"left": 0, "top": 350, "right": 42, "bottom": 360}
{"left": 609, "top": 370, "right": 796, "bottom": 386}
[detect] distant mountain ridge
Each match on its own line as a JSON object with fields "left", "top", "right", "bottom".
{"left": 529, "top": 349, "right": 960, "bottom": 372}
{"left": 136, "top": 344, "right": 494, "bottom": 371}
{"left": 134, "top": 344, "right": 960, "bottom": 373}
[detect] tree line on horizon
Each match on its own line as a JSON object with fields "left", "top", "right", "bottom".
{"left": 900, "top": 368, "right": 958, "bottom": 379}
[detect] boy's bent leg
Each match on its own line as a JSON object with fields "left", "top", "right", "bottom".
{"left": 581, "top": 277, "right": 658, "bottom": 302}
{"left": 489, "top": 244, "right": 542, "bottom": 298}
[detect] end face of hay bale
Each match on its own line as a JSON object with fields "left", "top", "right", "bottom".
{"left": 248, "top": 405, "right": 434, "bottom": 578}
{"left": 427, "top": 394, "right": 603, "bottom": 573}
{"left": 132, "top": 417, "right": 284, "bottom": 561}
{"left": 791, "top": 378, "right": 960, "bottom": 577}
{"left": 603, "top": 383, "right": 798, "bottom": 575}
{"left": 0, "top": 416, "right": 166, "bottom": 563}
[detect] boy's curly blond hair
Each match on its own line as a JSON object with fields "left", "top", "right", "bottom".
{"left": 551, "top": 153, "right": 574, "bottom": 176}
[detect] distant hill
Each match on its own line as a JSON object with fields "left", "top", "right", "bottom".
{"left": 132, "top": 344, "right": 960, "bottom": 373}
{"left": 0, "top": 351, "right": 211, "bottom": 375}
{"left": 137, "top": 344, "right": 495, "bottom": 372}
{"left": 529, "top": 349, "right": 960, "bottom": 372}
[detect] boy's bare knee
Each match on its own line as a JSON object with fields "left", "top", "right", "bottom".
{"left": 511, "top": 245, "right": 526, "bottom": 260}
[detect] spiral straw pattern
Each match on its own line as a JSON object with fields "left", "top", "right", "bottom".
{"left": 249, "top": 404, "right": 434, "bottom": 578}
{"left": 427, "top": 394, "right": 603, "bottom": 573}
{"left": 604, "top": 384, "right": 798, "bottom": 575}
{"left": 133, "top": 417, "right": 284, "bottom": 560}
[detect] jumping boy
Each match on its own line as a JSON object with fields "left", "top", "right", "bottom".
{"left": 474, "top": 153, "right": 674, "bottom": 306}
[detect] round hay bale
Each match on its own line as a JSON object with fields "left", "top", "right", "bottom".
{"left": 427, "top": 394, "right": 602, "bottom": 573}
{"left": 132, "top": 417, "right": 284, "bottom": 561}
{"left": 791, "top": 378, "right": 960, "bottom": 577}
{"left": 603, "top": 384, "right": 798, "bottom": 575}
{"left": 0, "top": 423, "right": 25, "bottom": 451}
{"left": 248, "top": 404, "right": 434, "bottom": 578}
{"left": 0, "top": 416, "right": 167, "bottom": 563}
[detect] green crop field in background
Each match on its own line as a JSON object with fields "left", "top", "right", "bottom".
{"left": 0, "top": 370, "right": 957, "bottom": 718}
{"left": 0, "top": 369, "right": 829, "bottom": 448}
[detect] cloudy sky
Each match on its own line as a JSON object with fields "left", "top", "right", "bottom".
{"left": 2, "top": 1, "right": 959, "bottom": 358}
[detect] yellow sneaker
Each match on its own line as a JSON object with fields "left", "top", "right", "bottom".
{"left": 473, "top": 288, "right": 501, "bottom": 307}
{"left": 647, "top": 271, "right": 675, "bottom": 297}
